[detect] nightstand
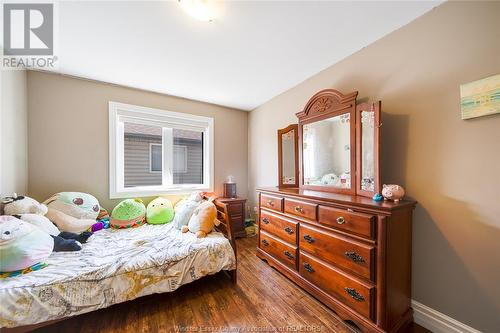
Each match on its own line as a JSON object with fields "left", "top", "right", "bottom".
{"left": 214, "top": 197, "right": 247, "bottom": 238}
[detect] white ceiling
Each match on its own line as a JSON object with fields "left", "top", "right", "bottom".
{"left": 53, "top": 1, "right": 441, "bottom": 110}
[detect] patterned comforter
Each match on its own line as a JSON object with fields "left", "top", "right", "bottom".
{"left": 0, "top": 223, "right": 236, "bottom": 328}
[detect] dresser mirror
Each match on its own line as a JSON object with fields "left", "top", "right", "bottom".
{"left": 356, "top": 102, "right": 381, "bottom": 197}
{"left": 302, "top": 114, "right": 352, "bottom": 189}
{"left": 278, "top": 124, "right": 299, "bottom": 188}
{"left": 296, "top": 89, "right": 380, "bottom": 196}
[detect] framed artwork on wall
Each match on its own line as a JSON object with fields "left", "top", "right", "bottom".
{"left": 460, "top": 73, "right": 500, "bottom": 120}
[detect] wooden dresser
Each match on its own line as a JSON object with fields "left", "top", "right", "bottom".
{"left": 214, "top": 197, "right": 247, "bottom": 238}
{"left": 256, "top": 187, "right": 416, "bottom": 333}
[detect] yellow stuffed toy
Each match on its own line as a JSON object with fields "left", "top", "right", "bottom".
{"left": 181, "top": 201, "right": 220, "bottom": 238}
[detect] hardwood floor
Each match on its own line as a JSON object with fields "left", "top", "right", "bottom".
{"left": 32, "top": 237, "right": 431, "bottom": 333}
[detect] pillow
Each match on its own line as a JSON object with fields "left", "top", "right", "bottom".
{"left": 110, "top": 198, "right": 146, "bottom": 229}
{"left": 0, "top": 216, "right": 54, "bottom": 273}
{"left": 172, "top": 192, "right": 204, "bottom": 230}
{"left": 146, "top": 197, "right": 174, "bottom": 225}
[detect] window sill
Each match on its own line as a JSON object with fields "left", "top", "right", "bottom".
{"left": 110, "top": 185, "right": 211, "bottom": 199}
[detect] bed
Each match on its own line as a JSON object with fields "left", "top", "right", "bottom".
{"left": 0, "top": 200, "right": 237, "bottom": 331}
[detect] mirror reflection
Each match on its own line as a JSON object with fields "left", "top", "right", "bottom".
{"left": 361, "top": 111, "right": 375, "bottom": 192}
{"left": 303, "top": 114, "right": 351, "bottom": 188}
{"left": 281, "top": 129, "right": 296, "bottom": 185}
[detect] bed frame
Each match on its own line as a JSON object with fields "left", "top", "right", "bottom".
{"left": 3, "top": 196, "right": 238, "bottom": 333}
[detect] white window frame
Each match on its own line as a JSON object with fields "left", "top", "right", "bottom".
{"left": 149, "top": 143, "right": 162, "bottom": 173}
{"left": 109, "top": 101, "right": 214, "bottom": 199}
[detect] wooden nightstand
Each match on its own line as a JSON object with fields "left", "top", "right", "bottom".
{"left": 214, "top": 197, "right": 247, "bottom": 238}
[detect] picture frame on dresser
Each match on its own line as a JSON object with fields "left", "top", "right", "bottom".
{"left": 257, "top": 88, "right": 416, "bottom": 333}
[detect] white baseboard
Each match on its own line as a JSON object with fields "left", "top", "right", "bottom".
{"left": 412, "top": 300, "right": 482, "bottom": 333}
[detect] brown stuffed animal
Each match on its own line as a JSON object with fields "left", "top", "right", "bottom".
{"left": 181, "top": 201, "right": 220, "bottom": 238}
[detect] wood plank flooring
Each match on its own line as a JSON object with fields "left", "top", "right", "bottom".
{"left": 32, "top": 237, "right": 430, "bottom": 333}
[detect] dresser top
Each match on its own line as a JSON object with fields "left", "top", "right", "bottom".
{"left": 257, "top": 187, "right": 416, "bottom": 212}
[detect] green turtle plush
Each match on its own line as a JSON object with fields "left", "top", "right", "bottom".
{"left": 110, "top": 199, "right": 146, "bottom": 229}
{"left": 146, "top": 197, "right": 174, "bottom": 225}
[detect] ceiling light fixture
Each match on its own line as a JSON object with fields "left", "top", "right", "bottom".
{"left": 178, "top": 0, "right": 222, "bottom": 22}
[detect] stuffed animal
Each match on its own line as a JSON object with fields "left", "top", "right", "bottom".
{"left": 2, "top": 194, "right": 92, "bottom": 251}
{"left": 110, "top": 198, "right": 146, "bottom": 229}
{"left": 172, "top": 191, "right": 203, "bottom": 230}
{"left": 181, "top": 200, "right": 220, "bottom": 238}
{"left": 146, "top": 197, "right": 174, "bottom": 225}
{"left": 0, "top": 215, "right": 53, "bottom": 273}
{"left": 43, "top": 192, "right": 100, "bottom": 233}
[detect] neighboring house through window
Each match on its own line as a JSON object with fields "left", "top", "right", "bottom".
{"left": 150, "top": 144, "right": 188, "bottom": 174}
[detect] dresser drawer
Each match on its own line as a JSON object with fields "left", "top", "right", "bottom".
{"left": 318, "top": 206, "right": 375, "bottom": 239}
{"left": 299, "top": 252, "right": 374, "bottom": 319}
{"left": 260, "top": 230, "right": 297, "bottom": 270}
{"left": 299, "top": 224, "right": 374, "bottom": 280}
{"left": 284, "top": 198, "right": 317, "bottom": 220}
{"left": 260, "top": 194, "right": 284, "bottom": 212}
{"left": 260, "top": 211, "right": 297, "bottom": 245}
{"left": 227, "top": 203, "right": 243, "bottom": 215}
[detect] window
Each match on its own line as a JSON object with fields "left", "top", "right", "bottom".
{"left": 109, "top": 102, "right": 213, "bottom": 198}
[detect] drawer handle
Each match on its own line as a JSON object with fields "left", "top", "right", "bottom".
{"left": 344, "top": 287, "right": 365, "bottom": 302}
{"left": 261, "top": 239, "right": 269, "bottom": 246}
{"left": 303, "top": 263, "right": 314, "bottom": 273}
{"left": 267, "top": 200, "right": 274, "bottom": 207}
{"left": 344, "top": 251, "right": 365, "bottom": 263}
{"left": 294, "top": 206, "right": 304, "bottom": 213}
{"left": 284, "top": 227, "right": 294, "bottom": 234}
{"left": 303, "top": 235, "right": 314, "bottom": 243}
{"left": 336, "top": 216, "right": 346, "bottom": 225}
{"left": 284, "top": 251, "right": 294, "bottom": 260}
{"left": 262, "top": 217, "right": 270, "bottom": 224}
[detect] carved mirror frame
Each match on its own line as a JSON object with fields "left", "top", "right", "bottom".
{"left": 278, "top": 124, "right": 299, "bottom": 188}
{"left": 355, "top": 101, "right": 381, "bottom": 197}
{"left": 296, "top": 89, "right": 358, "bottom": 195}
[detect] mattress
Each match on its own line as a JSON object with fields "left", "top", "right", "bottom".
{"left": 0, "top": 223, "right": 236, "bottom": 328}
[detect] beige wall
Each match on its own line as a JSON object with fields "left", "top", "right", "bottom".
{"left": 27, "top": 71, "right": 248, "bottom": 210}
{"left": 1, "top": 70, "right": 28, "bottom": 197}
{"left": 248, "top": 2, "right": 500, "bottom": 332}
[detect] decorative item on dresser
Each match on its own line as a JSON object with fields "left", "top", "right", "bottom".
{"left": 256, "top": 88, "right": 416, "bottom": 333}
{"left": 214, "top": 197, "right": 247, "bottom": 238}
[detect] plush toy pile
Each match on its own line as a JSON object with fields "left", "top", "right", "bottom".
{"left": 1, "top": 193, "right": 97, "bottom": 275}
{"left": 0, "top": 191, "right": 222, "bottom": 275}
{"left": 2, "top": 195, "right": 93, "bottom": 252}
{"left": 172, "top": 192, "right": 221, "bottom": 238}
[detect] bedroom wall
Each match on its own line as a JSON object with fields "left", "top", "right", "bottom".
{"left": 248, "top": 1, "right": 500, "bottom": 332}
{"left": 0, "top": 70, "right": 28, "bottom": 197}
{"left": 27, "top": 71, "right": 248, "bottom": 210}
